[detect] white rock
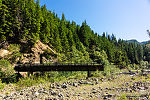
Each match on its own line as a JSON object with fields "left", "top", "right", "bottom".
{"left": 35, "top": 91, "right": 39, "bottom": 96}
{"left": 0, "top": 49, "right": 10, "bottom": 57}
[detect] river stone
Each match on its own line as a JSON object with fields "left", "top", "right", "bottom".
{"left": 92, "top": 90, "right": 97, "bottom": 94}
{"left": 61, "top": 83, "right": 67, "bottom": 88}
{"left": 66, "top": 93, "right": 70, "bottom": 97}
{"left": 51, "top": 91, "right": 57, "bottom": 95}
{"left": 58, "top": 93, "right": 64, "bottom": 98}
{"left": 20, "top": 91, "right": 23, "bottom": 95}
{"left": 73, "top": 82, "right": 78, "bottom": 87}
{"left": 34, "top": 91, "right": 39, "bottom": 96}
{"left": 50, "top": 83, "right": 55, "bottom": 88}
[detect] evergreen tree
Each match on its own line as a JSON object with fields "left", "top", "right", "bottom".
{"left": 59, "top": 13, "right": 70, "bottom": 52}
{"left": 79, "top": 21, "right": 91, "bottom": 47}
{"left": 35, "top": 0, "right": 41, "bottom": 36}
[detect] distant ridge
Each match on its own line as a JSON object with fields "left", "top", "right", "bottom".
{"left": 127, "top": 39, "right": 150, "bottom": 44}
{"left": 141, "top": 40, "right": 150, "bottom": 44}
{"left": 127, "top": 39, "right": 139, "bottom": 44}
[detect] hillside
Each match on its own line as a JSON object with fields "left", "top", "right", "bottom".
{"left": 0, "top": 0, "right": 146, "bottom": 66}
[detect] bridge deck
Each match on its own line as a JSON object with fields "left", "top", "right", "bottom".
{"left": 14, "top": 63, "right": 104, "bottom": 72}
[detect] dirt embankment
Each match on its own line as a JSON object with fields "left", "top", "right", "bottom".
{"left": 21, "top": 40, "right": 56, "bottom": 64}
{"left": 0, "top": 40, "right": 57, "bottom": 64}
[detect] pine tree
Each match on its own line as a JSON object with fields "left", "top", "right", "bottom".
{"left": 35, "top": 0, "right": 41, "bottom": 36}
{"left": 9, "top": 0, "right": 22, "bottom": 41}
{"left": 66, "top": 22, "right": 75, "bottom": 49}
{"left": 0, "top": 0, "right": 10, "bottom": 41}
{"left": 79, "top": 21, "right": 91, "bottom": 47}
{"left": 40, "top": 5, "right": 50, "bottom": 43}
{"left": 59, "top": 13, "right": 70, "bottom": 52}
{"left": 137, "top": 44, "right": 143, "bottom": 62}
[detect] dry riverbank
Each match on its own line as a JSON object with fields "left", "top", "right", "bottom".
{"left": 0, "top": 71, "right": 150, "bottom": 100}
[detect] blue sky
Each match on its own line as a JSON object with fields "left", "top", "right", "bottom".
{"left": 39, "top": 0, "right": 150, "bottom": 42}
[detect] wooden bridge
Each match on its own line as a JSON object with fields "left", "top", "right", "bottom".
{"left": 14, "top": 63, "right": 104, "bottom": 77}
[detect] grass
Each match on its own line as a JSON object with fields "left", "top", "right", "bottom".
{"left": 0, "top": 79, "right": 5, "bottom": 90}
{"left": 15, "top": 71, "right": 87, "bottom": 88}
{"left": 118, "top": 94, "right": 128, "bottom": 100}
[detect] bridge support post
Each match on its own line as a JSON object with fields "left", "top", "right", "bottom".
{"left": 40, "top": 54, "right": 43, "bottom": 64}
{"left": 28, "top": 72, "right": 33, "bottom": 77}
{"left": 87, "top": 70, "right": 91, "bottom": 78}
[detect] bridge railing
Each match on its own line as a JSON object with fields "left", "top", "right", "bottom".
{"left": 14, "top": 63, "right": 104, "bottom": 77}
{"left": 16, "top": 63, "right": 100, "bottom": 67}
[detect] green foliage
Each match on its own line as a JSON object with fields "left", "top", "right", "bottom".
{"left": 1, "top": 66, "right": 15, "bottom": 77}
{"left": 43, "top": 49, "right": 56, "bottom": 59}
{"left": 17, "top": 77, "right": 38, "bottom": 87}
{"left": 79, "top": 21, "right": 91, "bottom": 47}
{"left": 144, "top": 44, "right": 150, "bottom": 62}
{"left": 0, "top": 59, "right": 11, "bottom": 67}
{"left": 1, "top": 73, "right": 20, "bottom": 83}
{"left": 0, "top": 79, "right": 5, "bottom": 90}
{"left": 0, "top": 59, "right": 15, "bottom": 78}
{"left": 69, "top": 46, "right": 92, "bottom": 63}
{"left": 57, "top": 53, "right": 68, "bottom": 63}
{"left": 103, "top": 65, "right": 111, "bottom": 77}
{"left": 128, "top": 64, "right": 139, "bottom": 70}
{"left": 16, "top": 71, "right": 86, "bottom": 87}
{"left": 8, "top": 44, "right": 20, "bottom": 52}
{"left": 140, "top": 60, "right": 148, "bottom": 69}
{"left": 8, "top": 44, "right": 22, "bottom": 63}
{"left": 91, "top": 50, "right": 109, "bottom": 65}
{"left": 0, "top": 71, "right": 4, "bottom": 78}
{"left": 118, "top": 94, "right": 128, "bottom": 100}
{"left": 0, "top": 35, "right": 6, "bottom": 41}
{"left": 103, "top": 65, "right": 120, "bottom": 77}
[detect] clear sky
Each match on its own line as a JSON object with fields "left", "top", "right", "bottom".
{"left": 39, "top": 0, "right": 150, "bottom": 42}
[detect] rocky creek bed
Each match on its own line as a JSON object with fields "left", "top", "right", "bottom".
{"left": 0, "top": 72, "right": 150, "bottom": 100}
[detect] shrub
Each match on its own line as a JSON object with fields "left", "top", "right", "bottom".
{"left": 8, "top": 44, "right": 22, "bottom": 63}
{"left": 103, "top": 65, "right": 120, "bottom": 77}
{"left": 0, "top": 59, "right": 11, "bottom": 67}
{"left": 1, "top": 73, "right": 22, "bottom": 83}
{"left": 0, "top": 59, "right": 15, "bottom": 77}
{"left": 140, "top": 60, "right": 148, "bottom": 69}
{"left": 118, "top": 94, "right": 128, "bottom": 100}
{"left": 103, "top": 65, "right": 111, "bottom": 77}
{"left": 127, "top": 64, "right": 139, "bottom": 70}
{"left": 93, "top": 50, "right": 109, "bottom": 65}
{"left": 0, "top": 71, "right": 4, "bottom": 78}
{"left": 17, "top": 77, "right": 38, "bottom": 87}
{"left": 0, "top": 59, "right": 17, "bottom": 80}
{"left": 0, "top": 79, "right": 5, "bottom": 90}
{"left": 92, "top": 70, "right": 104, "bottom": 78}
{"left": 8, "top": 44, "right": 20, "bottom": 53}
{"left": 2, "top": 66, "right": 15, "bottom": 77}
